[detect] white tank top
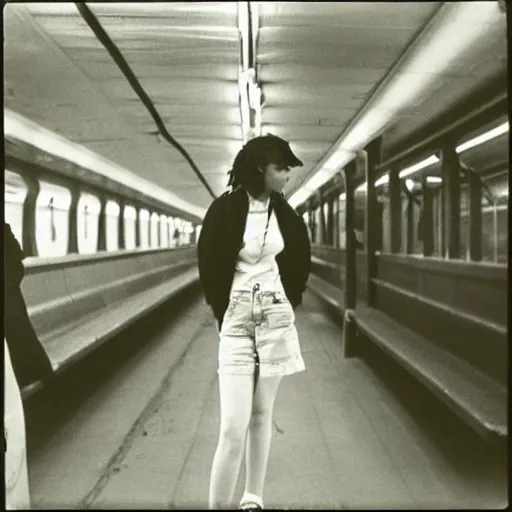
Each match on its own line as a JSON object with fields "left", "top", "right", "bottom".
{"left": 230, "top": 193, "right": 285, "bottom": 294}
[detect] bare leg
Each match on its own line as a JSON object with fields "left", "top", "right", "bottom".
{"left": 241, "top": 375, "right": 282, "bottom": 508}
{"left": 209, "top": 374, "right": 255, "bottom": 509}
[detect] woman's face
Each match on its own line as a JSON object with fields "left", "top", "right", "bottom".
{"left": 263, "top": 162, "right": 292, "bottom": 194}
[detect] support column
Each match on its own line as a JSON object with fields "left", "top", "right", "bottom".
{"left": 421, "top": 178, "right": 434, "bottom": 257}
{"left": 389, "top": 168, "right": 401, "bottom": 253}
{"left": 21, "top": 175, "right": 39, "bottom": 257}
{"left": 468, "top": 171, "right": 483, "bottom": 261}
{"left": 157, "top": 213, "right": 162, "bottom": 248}
{"left": 406, "top": 195, "right": 414, "bottom": 254}
{"left": 118, "top": 197, "right": 125, "bottom": 250}
{"left": 67, "top": 186, "right": 80, "bottom": 254}
{"left": 318, "top": 193, "right": 326, "bottom": 245}
{"left": 327, "top": 195, "right": 334, "bottom": 246}
{"left": 343, "top": 161, "right": 357, "bottom": 357}
{"left": 334, "top": 191, "right": 340, "bottom": 250}
{"left": 97, "top": 193, "right": 107, "bottom": 251}
{"left": 135, "top": 205, "right": 141, "bottom": 248}
{"left": 363, "top": 138, "right": 382, "bottom": 307}
{"left": 441, "top": 145, "right": 461, "bottom": 259}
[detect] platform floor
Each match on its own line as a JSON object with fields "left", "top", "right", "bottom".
{"left": 25, "top": 290, "right": 507, "bottom": 509}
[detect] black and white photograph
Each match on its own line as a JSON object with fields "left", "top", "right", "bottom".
{"left": 4, "top": 1, "right": 508, "bottom": 509}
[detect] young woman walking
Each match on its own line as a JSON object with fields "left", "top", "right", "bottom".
{"left": 197, "top": 134, "right": 311, "bottom": 510}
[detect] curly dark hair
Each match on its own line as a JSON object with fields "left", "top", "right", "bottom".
{"left": 227, "top": 134, "right": 303, "bottom": 197}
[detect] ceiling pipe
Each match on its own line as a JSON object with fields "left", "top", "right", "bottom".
{"left": 289, "top": 1, "right": 505, "bottom": 207}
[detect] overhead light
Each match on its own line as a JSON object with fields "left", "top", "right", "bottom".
{"left": 375, "top": 175, "right": 389, "bottom": 187}
{"left": 4, "top": 109, "right": 205, "bottom": 219}
{"left": 250, "top": 1, "right": 259, "bottom": 63}
{"left": 303, "top": 169, "right": 333, "bottom": 191}
{"left": 495, "top": 184, "right": 509, "bottom": 198}
{"left": 426, "top": 176, "right": 442, "bottom": 183}
{"left": 398, "top": 155, "right": 440, "bottom": 178}
{"left": 405, "top": 179, "right": 415, "bottom": 191}
{"left": 288, "top": 150, "right": 353, "bottom": 206}
{"left": 238, "top": 69, "right": 251, "bottom": 141}
{"left": 238, "top": 2, "right": 250, "bottom": 70}
{"left": 323, "top": 150, "right": 353, "bottom": 170}
{"left": 456, "top": 121, "right": 509, "bottom": 153}
{"left": 289, "top": 188, "right": 311, "bottom": 207}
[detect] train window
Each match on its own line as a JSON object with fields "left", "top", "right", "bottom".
{"left": 124, "top": 205, "right": 137, "bottom": 249}
{"left": 4, "top": 170, "right": 27, "bottom": 248}
{"left": 77, "top": 192, "right": 101, "bottom": 254}
{"left": 159, "top": 214, "right": 168, "bottom": 248}
{"left": 139, "top": 208, "right": 150, "bottom": 249}
{"left": 150, "top": 212, "right": 160, "bottom": 248}
{"left": 36, "top": 181, "right": 71, "bottom": 257}
{"left": 105, "top": 200, "right": 120, "bottom": 252}
{"left": 168, "top": 217, "right": 176, "bottom": 247}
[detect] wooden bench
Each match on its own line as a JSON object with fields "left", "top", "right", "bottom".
{"left": 20, "top": 248, "right": 199, "bottom": 399}
{"left": 308, "top": 249, "right": 507, "bottom": 445}
{"left": 308, "top": 258, "right": 345, "bottom": 312}
{"left": 352, "top": 306, "right": 507, "bottom": 444}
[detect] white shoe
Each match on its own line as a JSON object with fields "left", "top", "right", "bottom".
{"left": 239, "top": 492, "right": 263, "bottom": 510}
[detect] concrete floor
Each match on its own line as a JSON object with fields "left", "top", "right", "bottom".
{"left": 25, "top": 291, "right": 508, "bottom": 509}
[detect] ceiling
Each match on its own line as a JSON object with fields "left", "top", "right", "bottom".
{"left": 3, "top": 2, "right": 507, "bottom": 218}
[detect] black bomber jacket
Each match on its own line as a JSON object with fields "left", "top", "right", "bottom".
{"left": 197, "top": 187, "right": 311, "bottom": 328}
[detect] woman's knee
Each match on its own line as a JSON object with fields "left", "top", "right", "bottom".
{"left": 250, "top": 403, "right": 274, "bottom": 426}
{"left": 219, "top": 416, "right": 249, "bottom": 450}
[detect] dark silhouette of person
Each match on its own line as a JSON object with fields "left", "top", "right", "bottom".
{"left": 4, "top": 222, "right": 54, "bottom": 389}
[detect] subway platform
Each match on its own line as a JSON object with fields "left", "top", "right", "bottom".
{"left": 25, "top": 291, "right": 507, "bottom": 510}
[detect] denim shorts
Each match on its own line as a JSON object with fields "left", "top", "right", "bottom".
{"left": 218, "top": 284, "right": 306, "bottom": 377}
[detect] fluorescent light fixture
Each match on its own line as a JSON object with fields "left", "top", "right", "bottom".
{"left": 426, "top": 176, "right": 442, "bottom": 183}
{"left": 398, "top": 155, "right": 440, "bottom": 179}
{"left": 375, "top": 175, "right": 389, "bottom": 187}
{"left": 250, "top": 1, "right": 259, "bottom": 63}
{"left": 344, "top": 155, "right": 439, "bottom": 196}
{"left": 4, "top": 109, "right": 206, "bottom": 219}
{"left": 303, "top": 169, "right": 333, "bottom": 191}
{"left": 456, "top": 121, "right": 509, "bottom": 153}
{"left": 289, "top": 188, "right": 311, "bottom": 208}
{"left": 238, "top": 68, "right": 261, "bottom": 142}
{"left": 238, "top": 69, "right": 251, "bottom": 141}
{"left": 340, "top": 109, "right": 393, "bottom": 152}
{"left": 288, "top": 150, "right": 352, "bottom": 206}
{"left": 238, "top": 2, "right": 250, "bottom": 70}
{"left": 323, "top": 150, "right": 352, "bottom": 170}
{"left": 496, "top": 184, "right": 509, "bottom": 198}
